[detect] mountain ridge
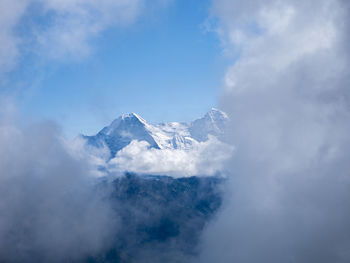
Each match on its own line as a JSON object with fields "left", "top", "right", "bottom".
{"left": 82, "top": 108, "right": 228, "bottom": 159}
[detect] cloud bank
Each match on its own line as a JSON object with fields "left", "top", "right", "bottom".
{"left": 0, "top": 105, "right": 118, "bottom": 262}
{"left": 198, "top": 0, "right": 350, "bottom": 262}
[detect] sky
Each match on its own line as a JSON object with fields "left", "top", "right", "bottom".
{"left": 1, "top": 0, "right": 228, "bottom": 137}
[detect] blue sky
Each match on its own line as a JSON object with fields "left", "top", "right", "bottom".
{"left": 3, "top": 0, "right": 230, "bottom": 137}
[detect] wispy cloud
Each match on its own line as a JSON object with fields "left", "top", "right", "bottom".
{"left": 0, "top": 0, "right": 168, "bottom": 77}
{"left": 32, "top": 0, "right": 143, "bottom": 59}
{"left": 0, "top": 0, "right": 28, "bottom": 76}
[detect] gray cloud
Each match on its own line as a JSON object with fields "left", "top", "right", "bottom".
{"left": 0, "top": 104, "right": 118, "bottom": 262}
{"left": 198, "top": 0, "right": 350, "bottom": 262}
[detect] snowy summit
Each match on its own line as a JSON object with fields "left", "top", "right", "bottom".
{"left": 83, "top": 108, "right": 229, "bottom": 158}
{"left": 80, "top": 108, "right": 231, "bottom": 177}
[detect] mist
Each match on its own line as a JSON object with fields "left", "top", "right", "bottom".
{"left": 0, "top": 105, "right": 118, "bottom": 262}
{"left": 197, "top": 0, "right": 350, "bottom": 262}
{"left": 0, "top": 102, "right": 222, "bottom": 263}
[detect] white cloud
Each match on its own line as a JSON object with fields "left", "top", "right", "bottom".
{"left": 108, "top": 136, "right": 233, "bottom": 177}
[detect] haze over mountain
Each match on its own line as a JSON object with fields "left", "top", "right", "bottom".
{"left": 84, "top": 108, "right": 228, "bottom": 155}
{"left": 80, "top": 108, "right": 232, "bottom": 177}
{"left": 0, "top": 110, "right": 225, "bottom": 263}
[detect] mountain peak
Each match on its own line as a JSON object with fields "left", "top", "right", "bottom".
{"left": 206, "top": 108, "right": 229, "bottom": 120}
{"left": 105, "top": 113, "right": 148, "bottom": 134}
{"left": 189, "top": 108, "right": 228, "bottom": 142}
{"left": 121, "top": 113, "right": 147, "bottom": 123}
{"left": 83, "top": 108, "right": 228, "bottom": 158}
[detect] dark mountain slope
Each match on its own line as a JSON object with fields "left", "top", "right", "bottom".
{"left": 87, "top": 174, "right": 223, "bottom": 263}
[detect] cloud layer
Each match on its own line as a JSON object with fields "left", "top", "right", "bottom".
{"left": 108, "top": 136, "right": 233, "bottom": 177}
{"left": 198, "top": 0, "right": 350, "bottom": 262}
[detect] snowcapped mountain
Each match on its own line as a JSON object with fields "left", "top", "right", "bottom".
{"left": 189, "top": 108, "right": 228, "bottom": 142}
{"left": 83, "top": 108, "right": 228, "bottom": 159}
{"left": 84, "top": 113, "right": 161, "bottom": 157}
